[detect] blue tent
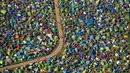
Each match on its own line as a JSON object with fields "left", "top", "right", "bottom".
{"left": 86, "top": 18, "right": 94, "bottom": 23}
{"left": 60, "top": 4, "right": 64, "bottom": 8}
{"left": 76, "top": 71, "right": 81, "bottom": 73}
{"left": 47, "top": 57, "right": 52, "bottom": 61}
{"left": 84, "top": 4, "right": 88, "bottom": 8}
{"left": 90, "top": 49, "right": 96, "bottom": 56}
{"left": 63, "top": 70, "right": 67, "bottom": 73}
{"left": 0, "top": 52, "right": 3, "bottom": 57}
{"left": 72, "top": 0, "right": 75, "bottom": 13}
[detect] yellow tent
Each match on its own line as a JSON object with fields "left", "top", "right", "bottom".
{"left": 46, "top": 33, "right": 53, "bottom": 40}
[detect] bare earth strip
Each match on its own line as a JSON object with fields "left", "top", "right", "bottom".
{"left": 0, "top": 0, "right": 63, "bottom": 71}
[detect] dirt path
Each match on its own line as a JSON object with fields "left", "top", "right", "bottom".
{"left": 0, "top": 0, "right": 63, "bottom": 71}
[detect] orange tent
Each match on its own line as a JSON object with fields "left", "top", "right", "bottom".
{"left": 124, "top": 35, "right": 128, "bottom": 39}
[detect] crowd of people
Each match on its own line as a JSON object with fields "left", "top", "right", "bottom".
{"left": 1, "top": 0, "right": 130, "bottom": 73}
{"left": 0, "top": 0, "right": 58, "bottom": 67}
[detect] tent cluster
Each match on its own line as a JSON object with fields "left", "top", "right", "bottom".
{"left": 0, "top": 0, "right": 58, "bottom": 67}
{"left": 1, "top": 0, "right": 130, "bottom": 73}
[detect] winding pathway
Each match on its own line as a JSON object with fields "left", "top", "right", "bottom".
{"left": 0, "top": 0, "right": 63, "bottom": 71}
